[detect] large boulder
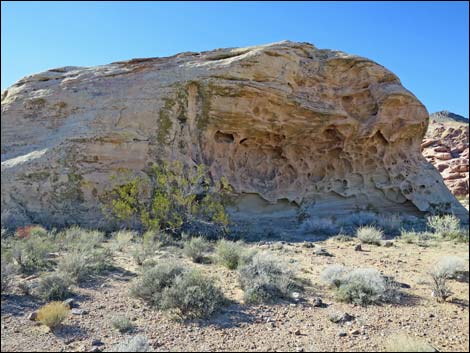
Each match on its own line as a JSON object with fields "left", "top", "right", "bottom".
{"left": 1, "top": 41, "right": 467, "bottom": 231}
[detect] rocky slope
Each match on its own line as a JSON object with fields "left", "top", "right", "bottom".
{"left": 1, "top": 41, "right": 467, "bottom": 230}
{"left": 423, "top": 111, "right": 469, "bottom": 197}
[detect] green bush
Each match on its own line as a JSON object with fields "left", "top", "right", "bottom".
{"left": 427, "top": 215, "right": 467, "bottom": 242}
{"left": 357, "top": 226, "right": 383, "bottom": 245}
{"left": 102, "top": 161, "right": 231, "bottom": 235}
{"left": 183, "top": 237, "right": 210, "bottom": 263}
{"left": 36, "top": 272, "right": 72, "bottom": 301}
{"left": 161, "top": 270, "right": 226, "bottom": 319}
{"left": 238, "top": 252, "right": 300, "bottom": 304}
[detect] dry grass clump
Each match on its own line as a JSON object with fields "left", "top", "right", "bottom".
{"left": 357, "top": 226, "right": 383, "bottom": 245}
{"left": 37, "top": 301, "right": 69, "bottom": 330}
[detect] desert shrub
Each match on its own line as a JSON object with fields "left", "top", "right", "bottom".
{"left": 335, "top": 268, "right": 399, "bottom": 305}
{"left": 375, "top": 214, "right": 402, "bottom": 234}
{"left": 183, "top": 237, "right": 210, "bottom": 263}
{"left": 399, "top": 230, "right": 434, "bottom": 244}
{"left": 300, "top": 217, "right": 338, "bottom": 235}
{"left": 132, "top": 245, "right": 155, "bottom": 266}
{"left": 427, "top": 215, "right": 467, "bottom": 241}
{"left": 102, "top": 161, "right": 231, "bottom": 236}
{"left": 37, "top": 301, "right": 69, "bottom": 330}
{"left": 428, "top": 256, "right": 466, "bottom": 302}
{"left": 36, "top": 272, "right": 72, "bottom": 301}
{"left": 337, "top": 211, "right": 379, "bottom": 228}
{"left": 432, "top": 256, "right": 466, "bottom": 279}
{"left": 320, "top": 264, "right": 347, "bottom": 288}
{"left": 58, "top": 248, "right": 112, "bottom": 284}
{"left": 110, "top": 335, "right": 150, "bottom": 352}
{"left": 112, "top": 230, "right": 137, "bottom": 252}
{"left": 11, "top": 234, "right": 55, "bottom": 274}
{"left": 215, "top": 239, "right": 251, "bottom": 270}
{"left": 131, "top": 261, "right": 185, "bottom": 306}
{"left": 112, "top": 315, "right": 134, "bottom": 333}
{"left": 15, "top": 225, "right": 48, "bottom": 239}
{"left": 238, "top": 252, "right": 300, "bottom": 304}
{"left": 62, "top": 226, "right": 105, "bottom": 251}
{"left": 331, "top": 233, "right": 355, "bottom": 242}
{"left": 385, "top": 334, "right": 436, "bottom": 352}
{"left": 131, "top": 262, "right": 225, "bottom": 319}
{"left": 161, "top": 270, "right": 226, "bottom": 319}
{"left": 357, "top": 226, "right": 383, "bottom": 245}
{"left": 1, "top": 261, "right": 16, "bottom": 293}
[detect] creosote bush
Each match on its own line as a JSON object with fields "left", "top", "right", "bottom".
{"left": 36, "top": 272, "right": 72, "bottom": 301}
{"left": 357, "top": 226, "right": 383, "bottom": 245}
{"left": 385, "top": 334, "right": 437, "bottom": 352}
{"left": 36, "top": 301, "right": 69, "bottom": 330}
{"left": 238, "top": 252, "right": 300, "bottom": 304}
{"left": 321, "top": 265, "right": 399, "bottom": 306}
{"left": 183, "top": 236, "right": 210, "bottom": 263}
{"left": 103, "top": 162, "right": 232, "bottom": 237}
{"left": 131, "top": 261, "right": 225, "bottom": 319}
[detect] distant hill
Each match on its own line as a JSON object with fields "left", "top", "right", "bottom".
{"left": 429, "top": 110, "right": 468, "bottom": 124}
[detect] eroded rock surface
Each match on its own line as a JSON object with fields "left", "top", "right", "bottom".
{"left": 423, "top": 111, "right": 469, "bottom": 197}
{"left": 1, "top": 41, "right": 467, "bottom": 230}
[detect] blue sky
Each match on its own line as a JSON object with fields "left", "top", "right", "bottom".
{"left": 2, "top": 1, "right": 469, "bottom": 117}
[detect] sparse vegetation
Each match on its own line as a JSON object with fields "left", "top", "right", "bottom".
{"left": 110, "top": 335, "right": 150, "bottom": 352}
{"left": 131, "top": 261, "right": 225, "bottom": 319}
{"left": 357, "top": 226, "right": 383, "bottom": 245}
{"left": 238, "top": 252, "right": 300, "bottom": 304}
{"left": 385, "top": 334, "right": 436, "bottom": 352}
{"left": 1, "top": 261, "right": 16, "bottom": 293}
{"left": 112, "top": 315, "right": 134, "bottom": 333}
{"left": 300, "top": 217, "right": 338, "bottom": 235}
{"left": 161, "top": 270, "right": 226, "bottom": 319}
{"left": 321, "top": 265, "right": 399, "bottom": 306}
{"left": 36, "top": 272, "right": 72, "bottom": 301}
{"left": 215, "top": 239, "right": 254, "bottom": 270}
{"left": 183, "top": 236, "right": 210, "bottom": 263}
{"left": 58, "top": 247, "right": 112, "bottom": 284}
{"left": 36, "top": 302, "right": 69, "bottom": 330}
{"left": 428, "top": 256, "right": 466, "bottom": 302}
{"left": 11, "top": 234, "right": 55, "bottom": 274}
{"left": 61, "top": 226, "right": 105, "bottom": 252}
{"left": 427, "top": 215, "right": 467, "bottom": 242}
{"left": 112, "top": 230, "right": 136, "bottom": 252}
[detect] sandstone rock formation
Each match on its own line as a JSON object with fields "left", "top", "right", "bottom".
{"left": 423, "top": 111, "right": 469, "bottom": 197}
{"left": 1, "top": 41, "right": 467, "bottom": 232}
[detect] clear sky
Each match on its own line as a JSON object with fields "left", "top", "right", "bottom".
{"left": 2, "top": 1, "right": 469, "bottom": 117}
